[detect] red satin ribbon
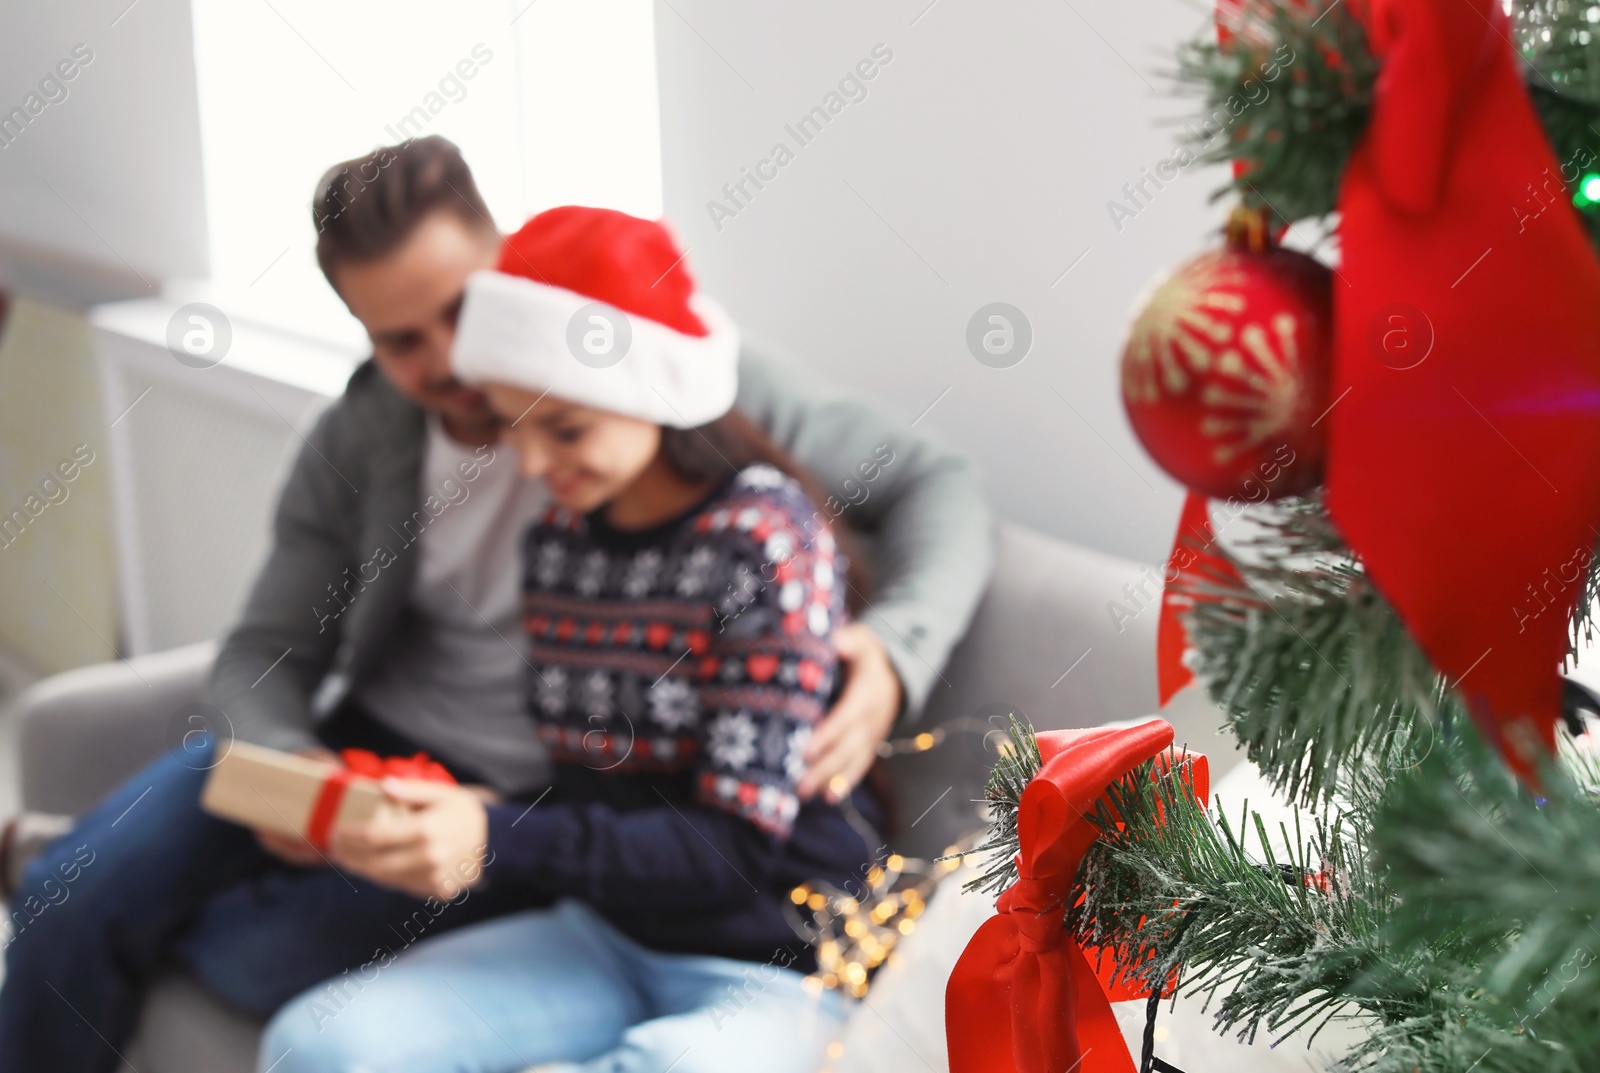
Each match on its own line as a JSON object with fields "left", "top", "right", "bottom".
{"left": 303, "top": 749, "right": 457, "bottom": 851}
{"left": 305, "top": 767, "right": 353, "bottom": 852}
{"left": 1326, "top": 0, "right": 1600, "bottom": 774}
{"left": 946, "top": 720, "right": 1210, "bottom": 1073}
{"left": 339, "top": 748, "right": 456, "bottom": 784}
{"left": 1156, "top": 493, "right": 1246, "bottom": 707}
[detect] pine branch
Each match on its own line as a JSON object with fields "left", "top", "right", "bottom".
{"left": 1179, "top": 498, "right": 1462, "bottom": 805}
{"left": 961, "top": 714, "right": 1043, "bottom": 898}
{"left": 1336, "top": 1011, "right": 1572, "bottom": 1073}
{"left": 1180, "top": 495, "right": 1600, "bottom": 804}
{"left": 1172, "top": 0, "right": 1600, "bottom": 256}
{"left": 1376, "top": 730, "right": 1600, "bottom": 1031}
{"left": 962, "top": 713, "right": 1600, "bottom": 1065}
{"left": 1074, "top": 755, "right": 1410, "bottom": 1047}
{"left": 1518, "top": 0, "right": 1600, "bottom": 105}
{"left": 1172, "top": 0, "right": 1377, "bottom": 224}
{"left": 1566, "top": 534, "right": 1600, "bottom": 670}
{"left": 1520, "top": 0, "right": 1600, "bottom": 254}
{"left": 965, "top": 717, "right": 1414, "bottom": 1049}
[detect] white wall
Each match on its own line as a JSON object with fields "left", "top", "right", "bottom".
{"left": 655, "top": 0, "right": 1231, "bottom": 562}
{"left": 189, "top": 0, "right": 663, "bottom": 348}
{"left": 0, "top": 0, "right": 208, "bottom": 299}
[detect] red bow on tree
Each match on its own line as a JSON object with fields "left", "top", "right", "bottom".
{"left": 1328, "top": 0, "right": 1600, "bottom": 770}
{"left": 945, "top": 719, "right": 1210, "bottom": 1073}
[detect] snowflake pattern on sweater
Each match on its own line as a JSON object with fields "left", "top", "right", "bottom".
{"left": 520, "top": 464, "right": 843, "bottom": 836}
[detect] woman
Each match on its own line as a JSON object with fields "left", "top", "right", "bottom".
{"left": 260, "top": 207, "right": 883, "bottom": 1073}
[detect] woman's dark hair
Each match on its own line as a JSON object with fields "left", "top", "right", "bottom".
{"left": 312, "top": 135, "right": 496, "bottom": 287}
{"left": 661, "top": 411, "right": 872, "bottom": 611}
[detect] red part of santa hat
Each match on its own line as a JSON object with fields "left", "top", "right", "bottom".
{"left": 453, "top": 206, "right": 739, "bottom": 428}
{"left": 499, "top": 206, "right": 707, "bottom": 336}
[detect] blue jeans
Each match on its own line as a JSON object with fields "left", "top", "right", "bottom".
{"left": 0, "top": 727, "right": 530, "bottom": 1073}
{"left": 261, "top": 899, "right": 848, "bottom": 1073}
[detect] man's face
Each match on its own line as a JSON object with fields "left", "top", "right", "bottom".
{"left": 332, "top": 212, "right": 501, "bottom": 426}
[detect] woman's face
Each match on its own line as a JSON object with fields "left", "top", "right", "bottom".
{"left": 483, "top": 382, "right": 661, "bottom": 512}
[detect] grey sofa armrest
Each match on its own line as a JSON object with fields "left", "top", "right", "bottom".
{"left": 15, "top": 641, "right": 217, "bottom": 816}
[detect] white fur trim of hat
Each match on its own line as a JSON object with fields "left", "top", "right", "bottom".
{"left": 452, "top": 270, "right": 740, "bottom": 429}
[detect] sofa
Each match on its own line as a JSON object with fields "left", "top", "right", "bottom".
{"left": 12, "top": 522, "right": 1242, "bottom": 1073}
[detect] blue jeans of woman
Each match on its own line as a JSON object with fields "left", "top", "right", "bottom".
{"left": 0, "top": 712, "right": 534, "bottom": 1073}
{"left": 261, "top": 898, "right": 848, "bottom": 1073}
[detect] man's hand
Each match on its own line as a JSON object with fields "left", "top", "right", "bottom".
{"left": 328, "top": 779, "right": 490, "bottom": 900}
{"left": 254, "top": 745, "right": 340, "bottom": 867}
{"left": 799, "top": 623, "right": 902, "bottom": 803}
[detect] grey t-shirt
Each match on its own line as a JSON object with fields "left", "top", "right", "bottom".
{"left": 353, "top": 417, "right": 551, "bottom": 793}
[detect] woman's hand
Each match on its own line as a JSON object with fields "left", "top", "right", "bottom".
{"left": 798, "top": 622, "right": 902, "bottom": 802}
{"left": 329, "top": 779, "right": 492, "bottom": 900}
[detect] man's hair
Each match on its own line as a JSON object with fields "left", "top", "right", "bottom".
{"left": 312, "top": 135, "right": 496, "bottom": 287}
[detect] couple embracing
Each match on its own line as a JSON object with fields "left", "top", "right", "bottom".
{"left": 0, "top": 136, "right": 993, "bottom": 1073}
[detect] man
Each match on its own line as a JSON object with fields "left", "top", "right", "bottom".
{"left": 0, "top": 136, "right": 992, "bottom": 1072}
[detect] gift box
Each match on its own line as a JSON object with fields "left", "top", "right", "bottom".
{"left": 200, "top": 742, "right": 404, "bottom": 849}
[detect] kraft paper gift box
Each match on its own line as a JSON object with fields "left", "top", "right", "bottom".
{"left": 200, "top": 741, "right": 393, "bottom": 846}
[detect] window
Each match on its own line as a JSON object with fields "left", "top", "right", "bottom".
{"left": 188, "top": 0, "right": 663, "bottom": 346}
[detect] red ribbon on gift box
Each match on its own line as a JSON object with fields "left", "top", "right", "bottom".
{"left": 304, "top": 749, "right": 457, "bottom": 851}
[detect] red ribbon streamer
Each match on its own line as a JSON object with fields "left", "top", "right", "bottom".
{"left": 1156, "top": 492, "right": 1247, "bottom": 706}
{"left": 303, "top": 749, "right": 457, "bottom": 851}
{"left": 1327, "top": 0, "right": 1600, "bottom": 772}
{"left": 945, "top": 720, "right": 1210, "bottom": 1073}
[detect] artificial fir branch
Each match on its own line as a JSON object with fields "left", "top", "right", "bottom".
{"left": 1376, "top": 732, "right": 1600, "bottom": 1035}
{"left": 965, "top": 706, "right": 1600, "bottom": 1066}
{"left": 1566, "top": 533, "right": 1600, "bottom": 667}
{"left": 1173, "top": 0, "right": 1600, "bottom": 255}
{"left": 962, "top": 714, "right": 1043, "bottom": 898}
{"left": 1323, "top": 727, "right": 1600, "bottom": 1073}
{"left": 1172, "top": 0, "right": 1376, "bottom": 224}
{"left": 963, "top": 720, "right": 1403, "bottom": 1048}
{"left": 1074, "top": 754, "right": 1406, "bottom": 1047}
{"left": 1518, "top": 0, "right": 1600, "bottom": 262}
{"left": 1179, "top": 497, "right": 1465, "bottom": 805}
{"left": 1178, "top": 496, "right": 1600, "bottom": 804}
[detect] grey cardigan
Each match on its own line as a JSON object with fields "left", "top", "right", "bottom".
{"left": 208, "top": 346, "right": 995, "bottom": 752}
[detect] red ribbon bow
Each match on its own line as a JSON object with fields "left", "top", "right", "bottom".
{"left": 304, "top": 749, "right": 457, "bottom": 851}
{"left": 338, "top": 748, "right": 456, "bottom": 784}
{"left": 946, "top": 719, "right": 1210, "bottom": 1073}
{"left": 1327, "top": 0, "right": 1600, "bottom": 773}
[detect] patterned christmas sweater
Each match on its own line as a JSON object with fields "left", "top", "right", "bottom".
{"left": 481, "top": 463, "right": 884, "bottom": 968}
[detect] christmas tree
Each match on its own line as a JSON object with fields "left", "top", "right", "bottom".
{"left": 949, "top": 2, "right": 1600, "bottom": 1071}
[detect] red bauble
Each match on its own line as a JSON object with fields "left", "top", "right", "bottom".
{"left": 1121, "top": 224, "right": 1333, "bottom": 501}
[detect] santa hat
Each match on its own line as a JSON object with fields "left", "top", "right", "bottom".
{"left": 451, "top": 206, "right": 739, "bottom": 428}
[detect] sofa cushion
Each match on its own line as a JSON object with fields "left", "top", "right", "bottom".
{"left": 20, "top": 641, "right": 217, "bottom": 816}
{"left": 122, "top": 973, "right": 262, "bottom": 1073}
